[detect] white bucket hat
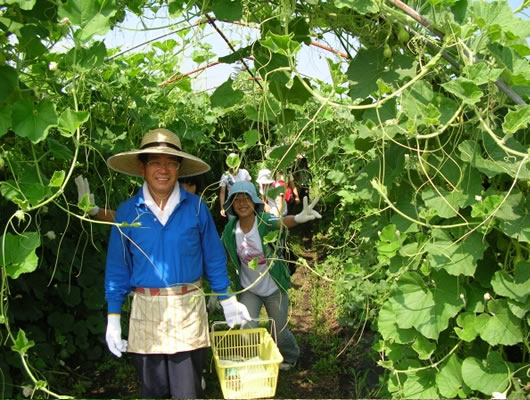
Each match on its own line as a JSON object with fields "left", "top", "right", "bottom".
{"left": 256, "top": 168, "right": 274, "bottom": 185}
{"left": 107, "top": 128, "right": 210, "bottom": 177}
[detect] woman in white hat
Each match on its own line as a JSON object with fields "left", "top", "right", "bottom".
{"left": 256, "top": 168, "right": 288, "bottom": 217}
{"left": 103, "top": 128, "right": 250, "bottom": 399}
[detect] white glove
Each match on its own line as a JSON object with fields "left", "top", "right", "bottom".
{"left": 106, "top": 314, "right": 128, "bottom": 357}
{"left": 294, "top": 196, "right": 322, "bottom": 224}
{"left": 75, "top": 175, "right": 99, "bottom": 216}
{"left": 207, "top": 295, "right": 220, "bottom": 313}
{"left": 220, "top": 297, "right": 251, "bottom": 328}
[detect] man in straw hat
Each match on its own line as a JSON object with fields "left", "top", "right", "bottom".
{"left": 104, "top": 128, "right": 251, "bottom": 398}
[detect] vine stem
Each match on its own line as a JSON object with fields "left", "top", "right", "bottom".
{"left": 473, "top": 106, "right": 529, "bottom": 159}
{"left": 390, "top": 340, "right": 462, "bottom": 374}
{"left": 370, "top": 178, "right": 479, "bottom": 229}
{"left": 18, "top": 355, "right": 73, "bottom": 399}
{"left": 452, "top": 153, "right": 529, "bottom": 246}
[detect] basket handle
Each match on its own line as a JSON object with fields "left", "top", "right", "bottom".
{"left": 211, "top": 318, "right": 278, "bottom": 343}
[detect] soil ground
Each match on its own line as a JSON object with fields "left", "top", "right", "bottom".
{"left": 74, "top": 236, "right": 382, "bottom": 399}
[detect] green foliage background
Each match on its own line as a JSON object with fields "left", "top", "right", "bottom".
{"left": 0, "top": 0, "right": 529, "bottom": 398}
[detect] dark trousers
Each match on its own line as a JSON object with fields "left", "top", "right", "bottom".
{"left": 130, "top": 348, "right": 208, "bottom": 399}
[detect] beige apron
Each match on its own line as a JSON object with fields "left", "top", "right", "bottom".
{"left": 127, "top": 281, "right": 210, "bottom": 354}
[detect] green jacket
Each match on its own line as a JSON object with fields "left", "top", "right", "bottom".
{"left": 221, "top": 212, "right": 291, "bottom": 293}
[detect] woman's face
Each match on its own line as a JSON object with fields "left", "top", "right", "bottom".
{"left": 232, "top": 193, "right": 256, "bottom": 218}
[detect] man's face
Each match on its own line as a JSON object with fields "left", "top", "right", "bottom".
{"left": 138, "top": 154, "right": 180, "bottom": 198}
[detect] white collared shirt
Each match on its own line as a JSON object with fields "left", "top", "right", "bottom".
{"left": 142, "top": 182, "right": 180, "bottom": 225}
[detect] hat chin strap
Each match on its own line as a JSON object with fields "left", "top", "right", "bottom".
{"left": 141, "top": 141, "right": 181, "bottom": 151}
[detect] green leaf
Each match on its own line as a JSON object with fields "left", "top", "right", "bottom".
{"left": 327, "top": 169, "right": 345, "bottom": 184}
{"left": 341, "top": 134, "right": 357, "bottom": 154}
{"left": 495, "top": 191, "right": 530, "bottom": 243}
{"left": 454, "top": 312, "right": 480, "bottom": 342}
{"left": 191, "top": 47, "right": 216, "bottom": 64}
{"left": 347, "top": 48, "right": 385, "bottom": 99}
{"left": 463, "top": 63, "right": 503, "bottom": 85}
{"left": 507, "top": 298, "right": 529, "bottom": 319}
{"left": 238, "top": 129, "right": 259, "bottom": 150}
{"left": 267, "top": 144, "right": 298, "bottom": 171}
{"left": 263, "top": 230, "right": 280, "bottom": 244}
{"left": 0, "top": 232, "right": 40, "bottom": 279}
{"left": 248, "top": 257, "right": 258, "bottom": 271}
{"left": 488, "top": 43, "right": 530, "bottom": 86}
{"left": 502, "top": 105, "right": 530, "bottom": 134}
{"left": 269, "top": 75, "right": 313, "bottom": 106}
{"left": 0, "top": 180, "right": 29, "bottom": 209}
{"left": 458, "top": 139, "right": 530, "bottom": 180}
{"left": 0, "top": 107, "right": 11, "bottom": 137}
{"left": 462, "top": 352, "right": 510, "bottom": 396}
{"left": 18, "top": 25, "right": 47, "bottom": 59}
{"left": 212, "top": 0, "right": 242, "bottom": 21}
{"left": 58, "top": 0, "right": 117, "bottom": 42}
{"left": 58, "top": 109, "right": 90, "bottom": 136}
{"left": 48, "top": 138, "right": 73, "bottom": 160}
{"left": 471, "top": 0, "right": 530, "bottom": 41}
{"left": 491, "top": 261, "right": 530, "bottom": 303}
{"left": 11, "top": 98, "right": 57, "bottom": 143}
{"left": 47, "top": 312, "right": 75, "bottom": 333}
{"left": 11, "top": 330, "right": 35, "bottom": 355}
{"left": 210, "top": 79, "right": 244, "bottom": 109}
{"left": 76, "top": 41, "right": 107, "bottom": 70}
{"left": 265, "top": 185, "right": 284, "bottom": 200}
{"left": 152, "top": 39, "right": 178, "bottom": 52}
{"left": 78, "top": 193, "right": 96, "bottom": 214}
{"left": 402, "top": 369, "right": 440, "bottom": 399}
{"left": 476, "top": 299, "right": 523, "bottom": 345}
{"left": 48, "top": 171, "right": 65, "bottom": 187}
{"left": 219, "top": 44, "right": 253, "bottom": 64}
{"left": 377, "top": 302, "right": 416, "bottom": 343}
{"left": 2, "top": 0, "right": 37, "bottom": 10}
{"left": 441, "top": 78, "right": 483, "bottom": 105}
{"left": 411, "top": 335, "right": 436, "bottom": 360}
{"left": 225, "top": 152, "right": 240, "bottom": 170}
{"left": 347, "top": 49, "right": 416, "bottom": 100}
{"left": 377, "top": 224, "right": 402, "bottom": 263}
{"left": 58, "top": 284, "right": 82, "bottom": 307}
{"left": 390, "top": 271, "right": 463, "bottom": 340}
{"left": 421, "top": 187, "right": 467, "bottom": 219}
{"left": 436, "top": 354, "right": 467, "bottom": 398}
{"left": 261, "top": 33, "right": 301, "bottom": 57}
{"left": 254, "top": 45, "right": 289, "bottom": 77}
{"left": 0, "top": 65, "right": 19, "bottom": 103}
{"left": 288, "top": 17, "right": 311, "bottom": 45}
{"left": 334, "top": 0, "right": 379, "bottom": 14}
{"left": 471, "top": 194, "right": 503, "bottom": 218}
{"left": 425, "top": 231, "right": 486, "bottom": 277}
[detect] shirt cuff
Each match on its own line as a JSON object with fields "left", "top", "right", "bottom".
{"left": 107, "top": 301, "right": 123, "bottom": 314}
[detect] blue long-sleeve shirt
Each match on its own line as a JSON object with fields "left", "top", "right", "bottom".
{"left": 105, "top": 186, "right": 231, "bottom": 313}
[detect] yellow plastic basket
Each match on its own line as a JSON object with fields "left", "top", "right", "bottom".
{"left": 210, "top": 320, "right": 283, "bottom": 399}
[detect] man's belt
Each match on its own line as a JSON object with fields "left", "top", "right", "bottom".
{"left": 134, "top": 280, "right": 201, "bottom": 296}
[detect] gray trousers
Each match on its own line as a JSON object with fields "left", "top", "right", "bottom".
{"left": 239, "top": 289, "right": 300, "bottom": 364}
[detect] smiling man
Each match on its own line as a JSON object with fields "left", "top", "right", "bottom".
{"left": 104, "top": 128, "right": 250, "bottom": 399}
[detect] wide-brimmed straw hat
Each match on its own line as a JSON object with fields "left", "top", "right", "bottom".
{"left": 224, "top": 181, "right": 264, "bottom": 216}
{"left": 107, "top": 128, "right": 210, "bottom": 177}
